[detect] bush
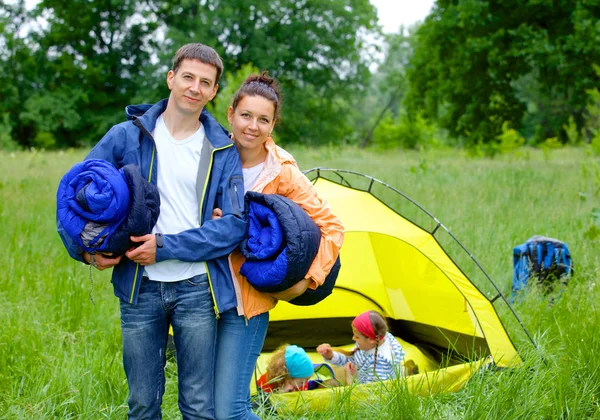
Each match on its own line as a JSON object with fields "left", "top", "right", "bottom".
{"left": 0, "top": 113, "right": 19, "bottom": 151}
{"left": 32, "top": 132, "right": 56, "bottom": 149}
{"left": 373, "top": 111, "right": 437, "bottom": 149}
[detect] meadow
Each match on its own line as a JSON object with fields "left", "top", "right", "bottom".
{"left": 1, "top": 146, "right": 599, "bottom": 419}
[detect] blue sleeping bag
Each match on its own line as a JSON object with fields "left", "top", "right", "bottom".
{"left": 57, "top": 159, "right": 160, "bottom": 256}
{"left": 240, "top": 192, "right": 339, "bottom": 306}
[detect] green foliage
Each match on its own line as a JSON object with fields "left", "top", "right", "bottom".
{"left": 497, "top": 121, "right": 525, "bottom": 154}
{"left": 563, "top": 115, "right": 582, "bottom": 145}
{"left": 406, "top": 0, "right": 600, "bottom": 145}
{"left": 465, "top": 122, "right": 526, "bottom": 159}
{"left": 157, "top": 0, "right": 379, "bottom": 145}
{"left": 584, "top": 88, "right": 600, "bottom": 154}
{"left": 19, "top": 89, "right": 86, "bottom": 148}
{"left": 1, "top": 0, "right": 379, "bottom": 148}
{"left": 207, "top": 63, "right": 261, "bottom": 128}
{"left": 31, "top": 132, "right": 56, "bottom": 149}
{"left": 2, "top": 147, "right": 600, "bottom": 418}
{"left": 358, "top": 29, "right": 417, "bottom": 148}
{"left": 372, "top": 111, "right": 437, "bottom": 149}
{"left": 0, "top": 0, "right": 160, "bottom": 148}
{"left": 0, "top": 113, "right": 18, "bottom": 151}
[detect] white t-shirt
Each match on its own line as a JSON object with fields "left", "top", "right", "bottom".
{"left": 144, "top": 114, "right": 207, "bottom": 281}
{"left": 242, "top": 162, "right": 265, "bottom": 193}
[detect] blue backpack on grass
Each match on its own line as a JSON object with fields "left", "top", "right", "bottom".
{"left": 511, "top": 236, "right": 573, "bottom": 302}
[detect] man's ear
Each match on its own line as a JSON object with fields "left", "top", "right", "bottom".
{"left": 209, "top": 84, "right": 219, "bottom": 101}
{"left": 166, "top": 70, "right": 175, "bottom": 90}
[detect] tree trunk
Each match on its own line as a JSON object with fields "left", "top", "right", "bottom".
{"left": 359, "top": 89, "right": 402, "bottom": 148}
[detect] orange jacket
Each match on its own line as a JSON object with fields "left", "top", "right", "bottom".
{"left": 230, "top": 138, "right": 344, "bottom": 319}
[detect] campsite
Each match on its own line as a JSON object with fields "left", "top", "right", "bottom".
{"left": 1, "top": 146, "right": 598, "bottom": 418}
{"left": 2, "top": 0, "right": 600, "bottom": 418}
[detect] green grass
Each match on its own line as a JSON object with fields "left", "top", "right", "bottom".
{"left": 1, "top": 146, "right": 599, "bottom": 419}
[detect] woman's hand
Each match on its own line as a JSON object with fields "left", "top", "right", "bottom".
{"left": 212, "top": 208, "right": 223, "bottom": 220}
{"left": 317, "top": 343, "right": 334, "bottom": 360}
{"left": 269, "top": 278, "right": 312, "bottom": 301}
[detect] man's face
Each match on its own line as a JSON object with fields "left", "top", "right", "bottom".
{"left": 166, "top": 59, "right": 218, "bottom": 116}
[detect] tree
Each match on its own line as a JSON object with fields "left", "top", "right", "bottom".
{"left": 155, "top": 0, "right": 379, "bottom": 145}
{"left": 360, "top": 28, "right": 415, "bottom": 148}
{"left": 406, "top": 0, "right": 600, "bottom": 145}
{"left": 0, "top": 0, "right": 161, "bottom": 148}
{"left": 0, "top": 0, "right": 42, "bottom": 147}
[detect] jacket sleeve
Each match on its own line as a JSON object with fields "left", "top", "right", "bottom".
{"left": 156, "top": 147, "right": 247, "bottom": 262}
{"left": 330, "top": 351, "right": 353, "bottom": 367}
{"left": 56, "top": 125, "right": 127, "bottom": 262}
{"left": 85, "top": 125, "right": 128, "bottom": 166}
{"left": 278, "top": 165, "right": 345, "bottom": 288}
{"left": 56, "top": 213, "right": 86, "bottom": 262}
{"left": 390, "top": 334, "right": 406, "bottom": 364}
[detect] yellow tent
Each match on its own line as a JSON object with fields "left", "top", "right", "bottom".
{"left": 253, "top": 169, "right": 536, "bottom": 413}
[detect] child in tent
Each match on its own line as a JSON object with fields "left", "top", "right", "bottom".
{"left": 257, "top": 344, "right": 317, "bottom": 393}
{"left": 317, "top": 310, "right": 406, "bottom": 384}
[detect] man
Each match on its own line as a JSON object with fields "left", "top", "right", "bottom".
{"left": 58, "top": 43, "right": 246, "bottom": 419}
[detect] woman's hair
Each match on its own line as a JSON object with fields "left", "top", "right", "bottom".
{"left": 231, "top": 71, "right": 282, "bottom": 120}
{"left": 265, "top": 343, "right": 290, "bottom": 390}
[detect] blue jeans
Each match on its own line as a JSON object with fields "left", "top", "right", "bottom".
{"left": 120, "top": 274, "right": 217, "bottom": 420}
{"left": 214, "top": 309, "right": 269, "bottom": 420}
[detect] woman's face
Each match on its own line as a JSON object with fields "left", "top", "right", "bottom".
{"left": 228, "top": 95, "right": 276, "bottom": 155}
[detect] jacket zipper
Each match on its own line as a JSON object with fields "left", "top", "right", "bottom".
{"left": 199, "top": 143, "right": 234, "bottom": 318}
{"left": 233, "top": 182, "right": 242, "bottom": 212}
{"left": 130, "top": 117, "right": 156, "bottom": 304}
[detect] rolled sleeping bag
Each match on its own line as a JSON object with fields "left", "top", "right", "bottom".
{"left": 57, "top": 159, "right": 160, "bottom": 256}
{"left": 288, "top": 255, "right": 340, "bottom": 306}
{"left": 240, "top": 192, "right": 338, "bottom": 305}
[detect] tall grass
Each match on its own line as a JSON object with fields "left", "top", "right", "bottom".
{"left": 1, "top": 147, "right": 599, "bottom": 419}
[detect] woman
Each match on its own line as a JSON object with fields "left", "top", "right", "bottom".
{"left": 213, "top": 73, "right": 344, "bottom": 419}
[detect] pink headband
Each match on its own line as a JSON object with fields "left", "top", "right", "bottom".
{"left": 352, "top": 311, "right": 381, "bottom": 340}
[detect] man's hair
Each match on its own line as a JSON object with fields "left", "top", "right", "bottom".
{"left": 172, "top": 43, "right": 223, "bottom": 84}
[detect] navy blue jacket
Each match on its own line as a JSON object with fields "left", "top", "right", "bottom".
{"left": 57, "top": 99, "right": 246, "bottom": 314}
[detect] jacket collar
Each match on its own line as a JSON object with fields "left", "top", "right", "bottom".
{"left": 249, "top": 137, "right": 297, "bottom": 192}
{"left": 264, "top": 136, "right": 295, "bottom": 165}
{"left": 125, "top": 99, "right": 233, "bottom": 148}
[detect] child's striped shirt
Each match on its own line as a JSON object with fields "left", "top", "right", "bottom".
{"left": 329, "top": 332, "right": 405, "bottom": 384}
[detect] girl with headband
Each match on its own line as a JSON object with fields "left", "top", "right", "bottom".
{"left": 317, "top": 310, "right": 406, "bottom": 384}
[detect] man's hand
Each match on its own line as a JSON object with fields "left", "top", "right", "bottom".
{"left": 125, "top": 234, "right": 157, "bottom": 265}
{"left": 83, "top": 252, "right": 122, "bottom": 271}
{"left": 317, "top": 343, "right": 334, "bottom": 360}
